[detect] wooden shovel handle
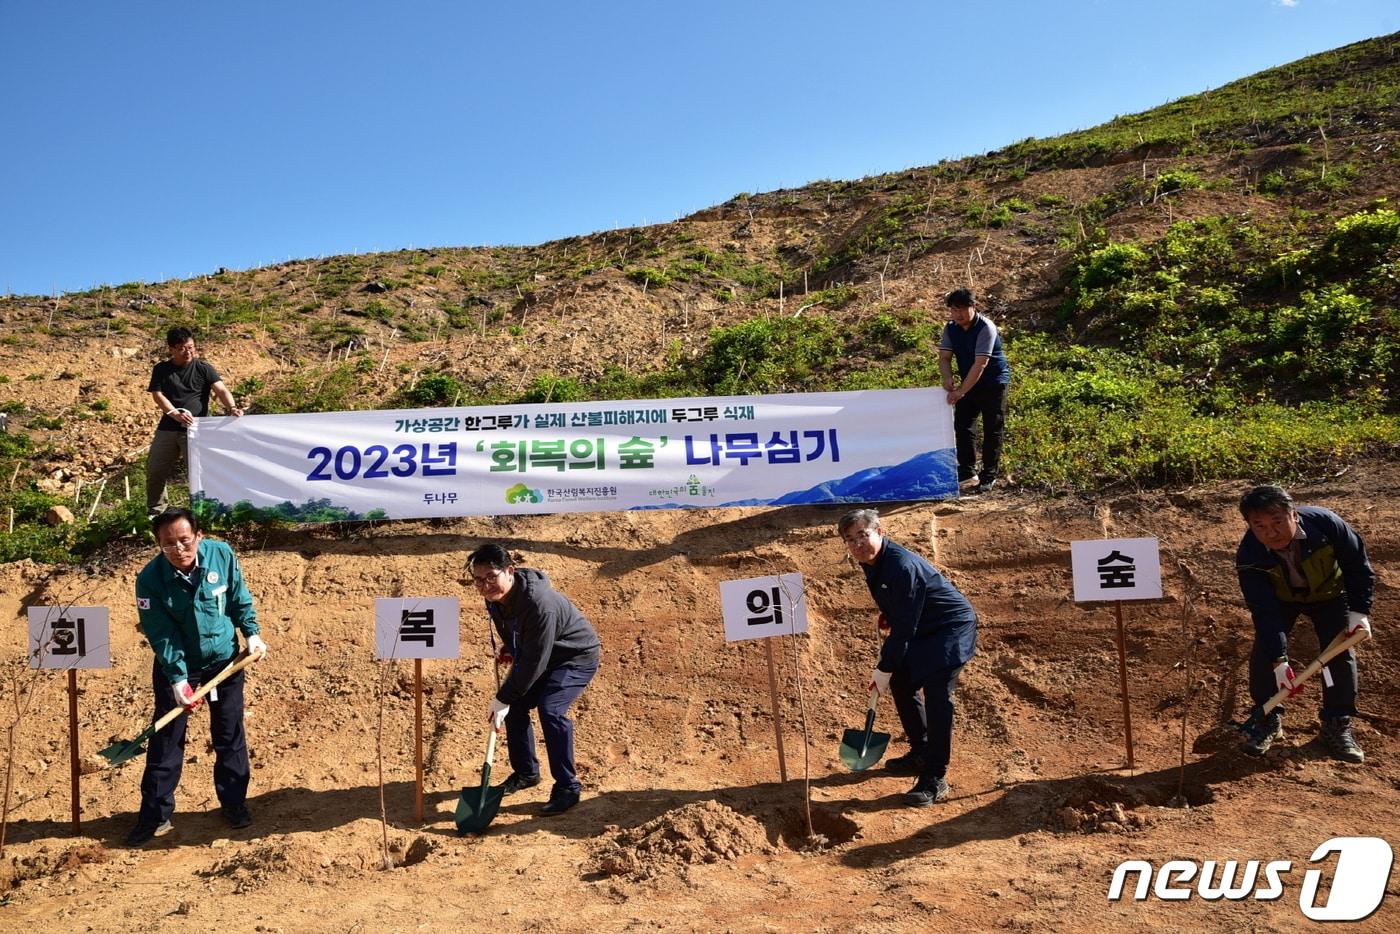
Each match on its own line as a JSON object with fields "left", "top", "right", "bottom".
{"left": 1259, "top": 627, "right": 1370, "bottom": 716}
{"left": 149, "top": 651, "right": 257, "bottom": 733}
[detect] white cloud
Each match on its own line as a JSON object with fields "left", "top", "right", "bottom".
{"left": 1276, "top": 0, "right": 1300, "bottom": 8}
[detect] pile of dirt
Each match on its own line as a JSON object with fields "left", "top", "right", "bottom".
{"left": 593, "top": 800, "right": 777, "bottom": 880}
{"left": 198, "top": 840, "right": 332, "bottom": 893}
{"left": 1, "top": 845, "right": 109, "bottom": 892}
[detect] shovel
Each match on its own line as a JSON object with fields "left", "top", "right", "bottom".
{"left": 839, "top": 687, "right": 890, "bottom": 771}
{"left": 455, "top": 727, "right": 505, "bottom": 835}
{"left": 1234, "top": 627, "right": 1371, "bottom": 735}
{"left": 100, "top": 652, "right": 256, "bottom": 767}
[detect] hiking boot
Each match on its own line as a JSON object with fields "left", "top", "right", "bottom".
{"left": 124, "top": 818, "right": 173, "bottom": 848}
{"left": 905, "top": 776, "right": 950, "bottom": 808}
{"left": 498, "top": 772, "right": 542, "bottom": 796}
{"left": 1241, "top": 711, "right": 1283, "bottom": 757}
{"left": 884, "top": 750, "right": 927, "bottom": 775}
{"left": 1320, "top": 717, "right": 1364, "bottom": 764}
{"left": 222, "top": 803, "right": 254, "bottom": 829}
{"left": 975, "top": 478, "right": 998, "bottom": 494}
{"left": 540, "top": 789, "right": 580, "bottom": 815}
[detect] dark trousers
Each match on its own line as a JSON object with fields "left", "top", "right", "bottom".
{"left": 138, "top": 657, "right": 250, "bottom": 825}
{"left": 1249, "top": 596, "right": 1358, "bottom": 720}
{"left": 953, "top": 383, "right": 1008, "bottom": 483}
{"left": 892, "top": 663, "right": 965, "bottom": 781}
{"left": 504, "top": 663, "right": 597, "bottom": 796}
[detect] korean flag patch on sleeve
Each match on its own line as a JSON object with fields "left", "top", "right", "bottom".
{"left": 137, "top": 597, "right": 151, "bottom": 610}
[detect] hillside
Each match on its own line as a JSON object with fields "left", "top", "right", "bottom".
{"left": 0, "top": 33, "right": 1398, "bottom": 933}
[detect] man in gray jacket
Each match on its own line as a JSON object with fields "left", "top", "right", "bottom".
{"left": 470, "top": 543, "right": 601, "bottom": 815}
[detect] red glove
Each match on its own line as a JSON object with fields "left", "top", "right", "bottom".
{"left": 496, "top": 646, "right": 513, "bottom": 666}
{"left": 1273, "top": 659, "right": 1302, "bottom": 697}
{"left": 876, "top": 612, "right": 890, "bottom": 636}
{"left": 172, "top": 680, "right": 203, "bottom": 711}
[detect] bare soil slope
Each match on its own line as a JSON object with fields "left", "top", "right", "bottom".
{"left": 1, "top": 464, "right": 1396, "bottom": 932}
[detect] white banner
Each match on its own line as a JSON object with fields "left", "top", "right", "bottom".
{"left": 28, "top": 606, "right": 112, "bottom": 669}
{"left": 1071, "top": 538, "right": 1163, "bottom": 602}
{"left": 373, "top": 597, "right": 461, "bottom": 660}
{"left": 188, "top": 388, "right": 956, "bottom": 521}
{"left": 720, "top": 574, "right": 809, "bottom": 643}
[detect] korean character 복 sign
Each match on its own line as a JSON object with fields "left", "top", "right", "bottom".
{"left": 720, "top": 574, "right": 809, "bottom": 643}
{"left": 28, "top": 606, "right": 112, "bottom": 669}
{"left": 374, "top": 597, "right": 461, "bottom": 660}
{"left": 1070, "top": 538, "right": 1163, "bottom": 602}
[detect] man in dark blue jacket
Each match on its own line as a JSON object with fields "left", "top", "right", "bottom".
{"left": 1236, "top": 486, "right": 1374, "bottom": 762}
{"left": 470, "top": 543, "right": 601, "bottom": 815}
{"left": 840, "top": 508, "right": 978, "bottom": 806}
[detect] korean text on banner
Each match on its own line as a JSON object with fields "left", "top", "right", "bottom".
{"left": 188, "top": 388, "right": 957, "bottom": 522}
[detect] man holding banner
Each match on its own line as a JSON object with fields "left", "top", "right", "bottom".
{"left": 470, "top": 543, "right": 601, "bottom": 815}
{"left": 126, "top": 508, "right": 267, "bottom": 847}
{"left": 840, "top": 508, "right": 977, "bottom": 807}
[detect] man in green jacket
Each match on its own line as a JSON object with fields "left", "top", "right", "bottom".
{"left": 125, "top": 508, "right": 267, "bottom": 847}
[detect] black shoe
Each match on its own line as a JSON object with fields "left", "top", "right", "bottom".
{"left": 124, "top": 818, "right": 173, "bottom": 848}
{"left": 498, "top": 772, "right": 542, "bottom": 796}
{"left": 1320, "top": 717, "right": 1364, "bottom": 764}
{"left": 884, "top": 751, "right": 927, "bottom": 775}
{"left": 904, "top": 777, "right": 950, "bottom": 808}
{"left": 222, "top": 803, "right": 254, "bottom": 829}
{"left": 540, "top": 789, "right": 580, "bottom": 815}
{"left": 1241, "top": 711, "right": 1283, "bottom": 757}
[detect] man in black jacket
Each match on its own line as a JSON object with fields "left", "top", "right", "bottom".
{"left": 840, "top": 508, "right": 978, "bottom": 806}
{"left": 1236, "top": 486, "right": 1374, "bottom": 762}
{"left": 470, "top": 543, "right": 601, "bottom": 814}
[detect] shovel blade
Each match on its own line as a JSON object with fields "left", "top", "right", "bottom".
{"left": 455, "top": 763, "right": 505, "bottom": 835}
{"left": 99, "top": 730, "right": 153, "bottom": 767}
{"left": 839, "top": 727, "right": 890, "bottom": 771}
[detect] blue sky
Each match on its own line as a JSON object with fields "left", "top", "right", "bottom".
{"left": 2, "top": 0, "right": 1396, "bottom": 297}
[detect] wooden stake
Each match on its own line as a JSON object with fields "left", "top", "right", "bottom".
{"left": 1114, "top": 601, "right": 1135, "bottom": 770}
{"left": 763, "top": 638, "right": 788, "bottom": 782}
{"left": 414, "top": 658, "right": 424, "bottom": 824}
{"left": 67, "top": 669, "right": 81, "bottom": 832}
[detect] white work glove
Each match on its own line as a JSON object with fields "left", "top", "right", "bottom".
{"left": 246, "top": 634, "right": 268, "bottom": 659}
{"left": 1272, "top": 658, "right": 1302, "bottom": 697}
{"left": 868, "top": 668, "right": 892, "bottom": 695}
{"left": 487, "top": 698, "right": 510, "bottom": 730}
{"left": 172, "top": 680, "right": 203, "bottom": 711}
{"left": 1345, "top": 612, "right": 1371, "bottom": 638}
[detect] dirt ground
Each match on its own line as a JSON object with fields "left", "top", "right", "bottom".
{"left": 1, "top": 464, "right": 1396, "bottom": 932}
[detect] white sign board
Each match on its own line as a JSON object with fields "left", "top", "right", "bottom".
{"left": 374, "top": 597, "right": 461, "bottom": 659}
{"left": 720, "top": 573, "right": 808, "bottom": 643}
{"left": 188, "top": 387, "right": 958, "bottom": 521}
{"left": 28, "top": 606, "right": 111, "bottom": 669}
{"left": 1071, "top": 538, "right": 1163, "bottom": 602}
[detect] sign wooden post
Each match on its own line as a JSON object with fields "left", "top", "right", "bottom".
{"left": 1070, "top": 538, "right": 1162, "bottom": 771}
{"left": 1113, "top": 601, "right": 1135, "bottom": 769}
{"left": 373, "top": 597, "right": 460, "bottom": 824}
{"left": 719, "top": 573, "right": 809, "bottom": 782}
{"left": 28, "top": 606, "right": 112, "bottom": 835}
{"left": 414, "top": 659, "right": 424, "bottom": 823}
{"left": 67, "top": 669, "right": 80, "bottom": 831}
{"left": 762, "top": 639, "right": 788, "bottom": 782}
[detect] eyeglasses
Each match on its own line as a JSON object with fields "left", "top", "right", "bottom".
{"left": 469, "top": 568, "right": 504, "bottom": 587}
{"left": 159, "top": 536, "right": 198, "bottom": 552}
{"left": 842, "top": 528, "right": 877, "bottom": 546}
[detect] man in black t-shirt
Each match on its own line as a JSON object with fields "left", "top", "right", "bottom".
{"left": 145, "top": 327, "right": 243, "bottom": 515}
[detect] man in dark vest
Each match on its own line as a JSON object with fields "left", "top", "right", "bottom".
{"left": 938, "top": 288, "right": 1010, "bottom": 494}
{"left": 1236, "top": 485, "right": 1373, "bottom": 762}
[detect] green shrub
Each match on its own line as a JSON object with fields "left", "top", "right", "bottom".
{"left": 698, "top": 315, "right": 843, "bottom": 394}
{"left": 518, "top": 375, "right": 587, "bottom": 404}
{"left": 399, "top": 372, "right": 464, "bottom": 407}
{"left": 1154, "top": 168, "right": 1205, "bottom": 195}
